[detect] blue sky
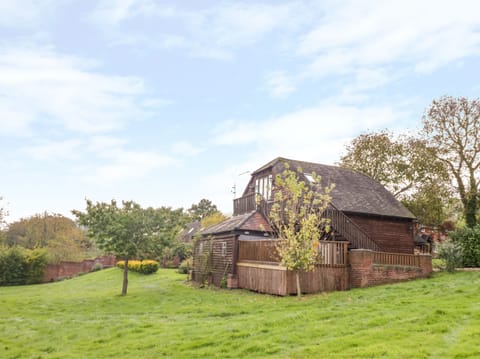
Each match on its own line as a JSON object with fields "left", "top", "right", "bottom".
{"left": 1, "top": 0, "right": 480, "bottom": 222}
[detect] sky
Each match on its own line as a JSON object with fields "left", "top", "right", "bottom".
{"left": 1, "top": 0, "right": 480, "bottom": 223}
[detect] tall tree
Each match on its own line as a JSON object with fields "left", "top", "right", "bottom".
{"left": 422, "top": 96, "right": 480, "bottom": 228}
{"left": 269, "top": 165, "right": 333, "bottom": 299}
{"left": 73, "top": 200, "right": 162, "bottom": 296}
{"left": 188, "top": 199, "right": 218, "bottom": 221}
{"left": 0, "top": 196, "right": 7, "bottom": 229}
{"left": 340, "top": 130, "right": 451, "bottom": 225}
{"left": 4, "top": 213, "right": 90, "bottom": 262}
{"left": 401, "top": 181, "right": 452, "bottom": 226}
{"left": 200, "top": 211, "right": 227, "bottom": 228}
{"left": 339, "top": 130, "right": 447, "bottom": 198}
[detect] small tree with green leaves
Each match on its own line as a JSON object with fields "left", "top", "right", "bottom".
{"left": 73, "top": 200, "right": 161, "bottom": 296}
{"left": 270, "top": 165, "right": 334, "bottom": 298}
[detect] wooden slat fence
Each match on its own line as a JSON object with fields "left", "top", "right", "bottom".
{"left": 238, "top": 240, "right": 278, "bottom": 262}
{"left": 372, "top": 251, "right": 420, "bottom": 267}
{"left": 318, "top": 241, "right": 348, "bottom": 266}
{"left": 238, "top": 240, "right": 348, "bottom": 266}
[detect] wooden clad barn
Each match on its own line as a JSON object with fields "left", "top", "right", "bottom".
{"left": 192, "top": 211, "right": 273, "bottom": 287}
{"left": 193, "top": 157, "right": 432, "bottom": 295}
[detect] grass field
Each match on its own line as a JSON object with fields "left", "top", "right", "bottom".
{"left": 1, "top": 268, "right": 479, "bottom": 358}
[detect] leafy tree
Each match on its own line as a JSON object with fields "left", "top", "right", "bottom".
{"left": 200, "top": 211, "right": 227, "bottom": 228}
{"left": 73, "top": 200, "right": 163, "bottom": 296}
{"left": 340, "top": 130, "right": 447, "bottom": 198}
{"left": 188, "top": 199, "right": 218, "bottom": 220}
{"left": 4, "top": 213, "right": 91, "bottom": 262}
{"left": 0, "top": 197, "right": 7, "bottom": 243}
{"left": 143, "top": 206, "right": 189, "bottom": 261}
{"left": 449, "top": 225, "right": 480, "bottom": 267}
{"left": 269, "top": 165, "right": 334, "bottom": 298}
{"left": 0, "top": 196, "right": 7, "bottom": 228}
{"left": 340, "top": 130, "right": 451, "bottom": 225}
{"left": 422, "top": 96, "right": 480, "bottom": 228}
{"left": 402, "top": 181, "right": 453, "bottom": 226}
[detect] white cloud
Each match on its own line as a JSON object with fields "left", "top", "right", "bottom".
{"left": 0, "top": 0, "right": 53, "bottom": 28}
{"left": 264, "top": 71, "right": 297, "bottom": 98}
{"left": 84, "top": 150, "right": 176, "bottom": 183}
{"left": 172, "top": 141, "right": 204, "bottom": 157}
{"left": 214, "top": 101, "right": 401, "bottom": 163}
{"left": 0, "top": 46, "right": 157, "bottom": 135}
{"left": 298, "top": 0, "right": 480, "bottom": 76}
{"left": 90, "top": 1, "right": 309, "bottom": 60}
{"left": 25, "top": 139, "right": 83, "bottom": 160}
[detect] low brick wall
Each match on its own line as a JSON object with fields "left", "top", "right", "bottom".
{"left": 349, "top": 249, "right": 432, "bottom": 288}
{"left": 42, "top": 255, "right": 117, "bottom": 283}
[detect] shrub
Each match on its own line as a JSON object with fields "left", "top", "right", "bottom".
{"left": 138, "top": 260, "right": 159, "bottom": 274}
{"left": 178, "top": 257, "right": 193, "bottom": 274}
{"left": 449, "top": 225, "right": 480, "bottom": 267}
{"left": 116, "top": 260, "right": 159, "bottom": 274}
{"left": 91, "top": 262, "right": 103, "bottom": 272}
{"left": 438, "top": 240, "right": 463, "bottom": 272}
{"left": 0, "top": 246, "right": 47, "bottom": 286}
{"left": 25, "top": 249, "right": 48, "bottom": 284}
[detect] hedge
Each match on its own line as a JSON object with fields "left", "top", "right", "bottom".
{"left": 0, "top": 247, "right": 48, "bottom": 286}
{"left": 116, "top": 260, "right": 159, "bottom": 274}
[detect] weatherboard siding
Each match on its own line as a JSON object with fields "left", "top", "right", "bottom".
{"left": 192, "top": 235, "right": 235, "bottom": 286}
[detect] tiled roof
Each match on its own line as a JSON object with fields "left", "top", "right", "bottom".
{"left": 262, "top": 157, "right": 416, "bottom": 219}
{"left": 176, "top": 221, "right": 201, "bottom": 242}
{"left": 201, "top": 211, "right": 273, "bottom": 235}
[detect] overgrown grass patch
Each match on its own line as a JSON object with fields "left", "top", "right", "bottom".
{"left": 1, "top": 269, "right": 479, "bottom": 358}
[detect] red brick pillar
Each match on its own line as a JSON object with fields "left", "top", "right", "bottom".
{"left": 349, "top": 249, "right": 373, "bottom": 288}
{"left": 227, "top": 273, "right": 238, "bottom": 289}
{"left": 418, "top": 254, "right": 432, "bottom": 277}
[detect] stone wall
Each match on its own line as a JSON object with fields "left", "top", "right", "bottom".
{"left": 349, "top": 249, "right": 432, "bottom": 288}
{"left": 42, "top": 255, "right": 117, "bottom": 283}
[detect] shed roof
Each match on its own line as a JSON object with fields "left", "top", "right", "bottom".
{"left": 256, "top": 157, "right": 415, "bottom": 219}
{"left": 201, "top": 211, "right": 273, "bottom": 236}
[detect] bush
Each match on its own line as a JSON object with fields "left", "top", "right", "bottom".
{"left": 449, "top": 225, "right": 480, "bottom": 267}
{"left": 0, "top": 246, "right": 48, "bottom": 286}
{"left": 116, "top": 260, "right": 159, "bottom": 274}
{"left": 178, "top": 257, "right": 192, "bottom": 274}
{"left": 91, "top": 262, "right": 103, "bottom": 272}
{"left": 25, "top": 249, "right": 48, "bottom": 284}
{"left": 438, "top": 241, "right": 463, "bottom": 272}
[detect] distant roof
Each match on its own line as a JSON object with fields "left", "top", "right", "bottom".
{"left": 202, "top": 211, "right": 273, "bottom": 236}
{"left": 253, "top": 157, "right": 415, "bottom": 219}
{"left": 177, "top": 221, "right": 202, "bottom": 242}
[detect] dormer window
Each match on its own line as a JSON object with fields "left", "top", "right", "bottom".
{"left": 255, "top": 174, "right": 273, "bottom": 201}
{"left": 304, "top": 173, "right": 315, "bottom": 183}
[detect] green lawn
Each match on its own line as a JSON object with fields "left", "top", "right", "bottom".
{"left": 1, "top": 269, "right": 479, "bottom": 358}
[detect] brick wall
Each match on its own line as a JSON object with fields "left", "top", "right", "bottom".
{"left": 349, "top": 249, "right": 432, "bottom": 288}
{"left": 42, "top": 255, "right": 117, "bottom": 283}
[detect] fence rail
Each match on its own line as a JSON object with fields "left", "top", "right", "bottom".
{"left": 372, "top": 251, "right": 420, "bottom": 267}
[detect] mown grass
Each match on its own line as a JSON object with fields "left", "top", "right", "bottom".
{"left": 0, "top": 269, "right": 479, "bottom": 358}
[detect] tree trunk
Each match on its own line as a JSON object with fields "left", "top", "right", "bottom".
{"left": 295, "top": 271, "right": 302, "bottom": 299}
{"left": 121, "top": 257, "right": 129, "bottom": 296}
{"left": 465, "top": 195, "right": 478, "bottom": 228}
